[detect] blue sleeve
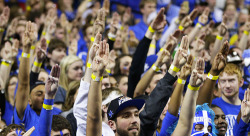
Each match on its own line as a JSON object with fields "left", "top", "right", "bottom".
{"left": 233, "top": 118, "right": 248, "bottom": 136}
{"left": 159, "top": 111, "right": 179, "bottom": 136}
{"left": 38, "top": 99, "right": 54, "bottom": 136}
{"left": 13, "top": 104, "right": 30, "bottom": 125}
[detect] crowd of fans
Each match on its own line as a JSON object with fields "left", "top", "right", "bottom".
{"left": 0, "top": 0, "right": 250, "bottom": 135}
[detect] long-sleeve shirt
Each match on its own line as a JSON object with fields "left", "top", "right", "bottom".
{"left": 233, "top": 119, "right": 249, "bottom": 136}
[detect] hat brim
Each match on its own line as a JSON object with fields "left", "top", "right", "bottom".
{"left": 114, "top": 99, "right": 145, "bottom": 118}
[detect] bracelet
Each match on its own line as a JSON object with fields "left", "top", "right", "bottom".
{"left": 31, "top": 45, "right": 35, "bottom": 50}
{"left": 177, "top": 78, "right": 186, "bottom": 84}
{"left": 42, "top": 31, "right": 46, "bottom": 36}
{"left": 91, "top": 74, "right": 103, "bottom": 81}
{"left": 152, "top": 64, "right": 160, "bottom": 72}
{"left": 1, "top": 61, "right": 10, "bottom": 66}
{"left": 175, "top": 19, "right": 180, "bottom": 25}
{"left": 87, "top": 62, "right": 92, "bottom": 68}
{"left": 43, "top": 99, "right": 54, "bottom": 110}
{"left": 148, "top": 26, "right": 155, "bottom": 33}
{"left": 22, "top": 52, "right": 30, "bottom": 58}
{"left": 179, "top": 25, "right": 184, "bottom": 31}
{"left": 0, "top": 28, "right": 4, "bottom": 33}
{"left": 150, "top": 44, "right": 156, "bottom": 49}
{"left": 34, "top": 61, "right": 42, "bottom": 67}
{"left": 160, "top": 48, "right": 164, "bottom": 51}
{"left": 196, "top": 23, "right": 203, "bottom": 28}
{"left": 207, "top": 73, "right": 219, "bottom": 80}
{"left": 43, "top": 103, "right": 53, "bottom": 110}
{"left": 120, "top": 26, "right": 124, "bottom": 30}
{"left": 1, "top": 59, "right": 12, "bottom": 64}
{"left": 26, "top": 6, "right": 31, "bottom": 11}
{"left": 108, "top": 33, "right": 116, "bottom": 41}
{"left": 46, "top": 40, "right": 50, "bottom": 44}
{"left": 91, "top": 37, "right": 95, "bottom": 42}
{"left": 106, "top": 69, "right": 111, "bottom": 74}
{"left": 188, "top": 84, "right": 200, "bottom": 91}
{"left": 170, "top": 65, "right": 180, "bottom": 72}
{"left": 244, "top": 30, "right": 249, "bottom": 36}
{"left": 198, "top": 22, "right": 205, "bottom": 26}
{"left": 216, "top": 35, "right": 223, "bottom": 40}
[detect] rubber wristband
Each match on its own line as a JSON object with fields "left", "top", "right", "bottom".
{"left": 196, "top": 23, "right": 203, "bottom": 28}
{"left": 31, "top": 45, "right": 35, "bottom": 50}
{"left": 43, "top": 103, "right": 53, "bottom": 110}
{"left": 43, "top": 99, "right": 53, "bottom": 110}
{"left": 198, "top": 22, "right": 205, "bottom": 26}
{"left": 108, "top": 36, "right": 116, "bottom": 41}
{"left": 177, "top": 78, "right": 186, "bottom": 84}
{"left": 207, "top": 73, "right": 219, "bottom": 80}
{"left": 179, "top": 25, "right": 184, "bottom": 31}
{"left": 34, "top": 61, "right": 42, "bottom": 67}
{"left": 22, "top": 53, "right": 30, "bottom": 58}
{"left": 152, "top": 64, "right": 160, "bottom": 72}
{"left": 106, "top": 69, "right": 111, "bottom": 74}
{"left": 46, "top": 40, "right": 50, "bottom": 44}
{"left": 148, "top": 26, "right": 155, "bottom": 33}
{"left": 120, "top": 26, "right": 124, "bottom": 30}
{"left": 42, "top": 31, "right": 46, "bottom": 36}
{"left": 87, "top": 63, "right": 92, "bottom": 68}
{"left": 150, "top": 44, "right": 156, "bottom": 49}
{"left": 1, "top": 61, "right": 10, "bottom": 66}
{"left": 0, "top": 28, "right": 4, "bottom": 32}
{"left": 216, "top": 35, "right": 223, "bottom": 40}
{"left": 244, "top": 30, "right": 249, "bottom": 36}
{"left": 160, "top": 48, "right": 164, "bottom": 52}
{"left": 26, "top": 6, "right": 31, "bottom": 11}
{"left": 188, "top": 84, "right": 200, "bottom": 91}
{"left": 170, "top": 65, "right": 180, "bottom": 72}
{"left": 91, "top": 74, "right": 103, "bottom": 81}
{"left": 91, "top": 37, "right": 95, "bottom": 42}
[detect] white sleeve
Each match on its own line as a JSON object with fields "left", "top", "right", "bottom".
{"left": 159, "top": 17, "right": 179, "bottom": 47}
{"left": 73, "top": 80, "right": 90, "bottom": 136}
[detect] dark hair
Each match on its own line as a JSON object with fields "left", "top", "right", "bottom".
{"left": 52, "top": 115, "right": 72, "bottom": 133}
{"left": 47, "top": 38, "right": 67, "bottom": 54}
{"left": 114, "top": 74, "right": 127, "bottom": 84}
{"left": 113, "top": 54, "right": 132, "bottom": 75}
{"left": 62, "top": 81, "right": 80, "bottom": 111}
{"left": 0, "top": 124, "right": 26, "bottom": 135}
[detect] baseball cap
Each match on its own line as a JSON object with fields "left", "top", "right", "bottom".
{"left": 30, "top": 80, "right": 45, "bottom": 93}
{"left": 107, "top": 96, "right": 145, "bottom": 120}
{"left": 195, "top": 0, "right": 208, "bottom": 6}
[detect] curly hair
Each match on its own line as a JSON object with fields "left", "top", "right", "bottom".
{"left": 52, "top": 115, "right": 72, "bottom": 133}
{"left": 0, "top": 124, "right": 26, "bottom": 136}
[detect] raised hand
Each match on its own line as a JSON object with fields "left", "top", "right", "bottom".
{"left": 0, "top": 7, "right": 10, "bottom": 28}
{"left": 6, "top": 17, "right": 18, "bottom": 36}
{"left": 211, "top": 41, "right": 229, "bottom": 75}
{"left": 241, "top": 88, "right": 250, "bottom": 123}
{"left": 93, "top": 9, "right": 106, "bottom": 36}
{"left": 92, "top": 40, "right": 109, "bottom": 76}
{"left": 164, "top": 30, "right": 181, "bottom": 52}
{"left": 180, "top": 9, "right": 198, "bottom": 29}
{"left": 22, "top": 21, "right": 38, "bottom": 46}
{"left": 155, "top": 44, "right": 171, "bottom": 67}
{"left": 172, "top": 35, "right": 189, "bottom": 68}
{"left": 203, "top": 20, "right": 215, "bottom": 36}
{"left": 178, "top": 1, "right": 189, "bottom": 21}
{"left": 89, "top": 33, "right": 102, "bottom": 63}
{"left": 23, "top": 126, "right": 35, "bottom": 136}
{"left": 218, "top": 15, "right": 228, "bottom": 36}
{"left": 45, "top": 64, "right": 60, "bottom": 99}
{"left": 189, "top": 58, "right": 205, "bottom": 87}
{"left": 3, "top": 40, "right": 19, "bottom": 61}
{"left": 110, "top": 12, "right": 120, "bottom": 35}
{"left": 36, "top": 38, "right": 47, "bottom": 62}
{"left": 194, "top": 33, "right": 206, "bottom": 53}
{"left": 122, "top": 7, "right": 132, "bottom": 25}
{"left": 243, "top": 16, "right": 250, "bottom": 32}
{"left": 106, "top": 50, "right": 117, "bottom": 70}
{"left": 198, "top": 7, "right": 210, "bottom": 25}
{"left": 68, "top": 39, "right": 78, "bottom": 55}
{"left": 150, "top": 8, "right": 167, "bottom": 32}
{"left": 102, "top": 0, "right": 110, "bottom": 15}
{"left": 179, "top": 55, "right": 193, "bottom": 79}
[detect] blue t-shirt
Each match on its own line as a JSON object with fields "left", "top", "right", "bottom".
{"left": 129, "top": 21, "right": 148, "bottom": 41}
{"left": 159, "top": 111, "right": 179, "bottom": 136}
{"left": 14, "top": 104, "right": 61, "bottom": 136}
{"left": 2, "top": 100, "right": 14, "bottom": 125}
{"left": 212, "top": 97, "right": 241, "bottom": 136}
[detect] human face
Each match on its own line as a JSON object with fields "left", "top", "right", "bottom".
{"left": 49, "top": 47, "right": 66, "bottom": 64}
{"left": 141, "top": 2, "right": 156, "bottom": 17}
{"left": 29, "top": 85, "right": 45, "bottom": 112}
{"left": 38, "top": 71, "right": 49, "bottom": 82}
{"left": 218, "top": 73, "right": 242, "bottom": 98}
{"left": 110, "top": 76, "right": 118, "bottom": 87}
{"left": 119, "top": 56, "right": 132, "bottom": 75}
{"left": 67, "top": 60, "right": 83, "bottom": 82}
{"left": 8, "top": 76, "right": 18, "bottom": 102}
{"left": 118, "top": 76, "right": 128, "bottom": 96}
{"left": 212, "top": 107, "right": 228, "bottom": 136}
{"left": 116, "top": 107, "right": 140, "bottom": 136}
{"left": 114, "top": 30, "right": 122, "bottom": 49}
{"left": 102, "top": 77, "right": 111, "bottom": 90}
{"left": 84, "top": 26, "right": 93, "bottom": 44}
{"left": 6, "top": 129, "right": 25, "bottom": 136}
{"left": 55, "top": 28, "right": 65, "bottom": 40}
{"left": 51, "top": 129, "right": 70, "bottom": 136}
{"left": 148, "top": 74, "right": 164, "bottom": 94}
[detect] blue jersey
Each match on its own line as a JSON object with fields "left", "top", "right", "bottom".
{"left": 212, "top": 97, "right": 240, "bottom": 136}
{"left": 2, "top": 100, "right": 14, "bottom": 125}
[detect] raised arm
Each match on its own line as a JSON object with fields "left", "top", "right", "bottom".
{"left": 172, "top": 58, "right": 205, "bottom": 136}
{"left": 238, "top": 17, "right": 250, "bottom": 51}
{"left": 86, "top": 40, "right": 109, "bottom": 136}
{"left": 38, "top": 65, "right": 60, "bottom": 136}
{"left": 0, "top": 7, "right": 9, "bottom": 45}
{"left": 127, "top": 8, "right": 167, "bottom": 98}
{"left": 197, "top": 41, "right": 229, "bottom": 105}
{"left": 178, "top": 9, "right": 198, "bottom": 33}
{"left": 16, "top": 21, "right": 37, "bottom": 120}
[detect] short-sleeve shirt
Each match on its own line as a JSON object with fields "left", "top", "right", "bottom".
{"left": 212, "top": 97, "right": 241, "bottom": 136}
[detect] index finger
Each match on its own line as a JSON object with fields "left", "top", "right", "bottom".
{"left": 180, "top": 35, "right": 189, "bottom": 50}
{"left": 222, "top": 15, "right": 227, "bottom": 24}
{"left": 202, "top": 7, "right": 210, "bottom": 16}
{"left": 23, "top": 126, "right": 35, "bottom": 136}
{"left": 165, "top": 43, "right": 172, "bottom": 51}
{"left": 220, "top": 41, "right": 229, "bottom": 56}
{"left": 208, "top": 20, "right": 215, "bottom": 28}
{"left": 156, "top": 8, "right": 165, "bottom": 20}
{"left": 103, "top": 0, "right": 110, "bottom": 11}
{"left": 172, "top": 29, "right": 181, "bottom": 38}
{"left": 186, "top": 54, "right": 193, "bottom": 66}
{"left": 189, "top": 9, "right": 198, "bottom": 21}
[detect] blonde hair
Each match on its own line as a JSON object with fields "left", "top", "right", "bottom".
{"left": 59, "top": 55, "right": 82, "bottom": 91}
{"left": 219, "top": 63, "right": 242, "bottom": 81}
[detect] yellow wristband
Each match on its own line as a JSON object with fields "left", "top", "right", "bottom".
{"left": 152, "top": 64, "right": 161, "bottom": 72}
{"left": 46, "top": 40, "right": 50, "bottom": 44}
{"left": 196, "top": 23, "right": 203, "bottom": 28}
{"left": 106, "top": 69, "right": 111, "bottom": 74}
{"left": 177, "top": 78, "right": 186, "bottom": 84}
{"left": 26, "top": 6, "right": 31, "bottom": 11}
{"left": 108, "top": 36, "right": 116, "bottom": 41}
{"left": 31, "top": 45, "right": 35, "bottom": 50}
{"left": 34, "top": 61, "right": 42, "bottom": 67}
{"left": 42, "top": 31, "right": 46, "bottom": 36}
{"left": 188, "top": 84, "right": 200, "bottom": 91}
{"left": 150, "top": 44, "right": 156, "bottom": 49}
{"left": 22, "top": 52, "right": 30, "bottom": 58}
{"left": 244, "top": 30, "right": 249, "bottom": 36}
{"left": 216, "top": 35, "right": 223, "bottom": 40}
{"left": 170, "top": 65, "right": 180, "bottom": 72}
{"left": 160, "top": 48, "right": 164, "bottom": 52}
{"left": 0, "top": 28, "right": 4, "bottom": 32}
{"left": 207, "top": 73, "right": 219, "bottom": 80}
{"left": 91, "top": 74, "right": 103, "bottom": 81}
{"left": 179, "top": 25, "right": 184, "bottom": 31}
{"left": 43, "top": 103, "right": 53, "bottom": 110}
{"left": 120, "top": 26, "right": 124, "bottom": 30}
{"left": 148, "top": 26, "right": 155, "bottom": 33}
{"left": 87, "top": 62, "right": 92, "bottom": 68}
{"left": 1, "top": 61, "right": 10, "bottom": 66}
{"left": 91, "top": 37, "right": 95, "bottom": 42}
